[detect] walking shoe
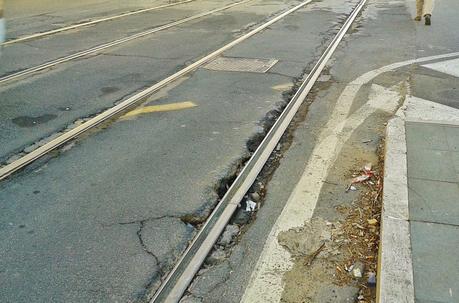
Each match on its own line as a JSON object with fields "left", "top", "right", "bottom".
{"left": 425, "top": 14, "right": 431, "bottom": 25}
{"left": 414, "top": 16, "right": 421, "bottom": 21}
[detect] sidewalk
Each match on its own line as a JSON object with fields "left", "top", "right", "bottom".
{"left": 237, "top": 0, "right": 459, "bottom": 302}
{"left": 380, "top": 96, "right": 459, "bottom": 303}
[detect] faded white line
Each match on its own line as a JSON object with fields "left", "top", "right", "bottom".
{"left": 240, "top": 51, "right": 459, "bottom": 303}
{"left": 241, "top": 83, "right": 403, "bottom": 303}
{"left": 422, "top": 57, "right": 459, "bottom": 78}
{"left": 404, "top": 96, "right": 459, "bottom": 125}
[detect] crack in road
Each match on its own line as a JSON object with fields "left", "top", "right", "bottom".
{"left": 137, "top": 221, "right": 166, "bottom": 277}
{"left": 118, "top": 215, "right": 180, "bottom": 226}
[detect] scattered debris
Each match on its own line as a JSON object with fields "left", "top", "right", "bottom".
{"left": 249, "top": 192, "right": 261, "bottom": 202}
{"left": 245, "top": 200, "right": 257, "bottom": 212}
{"left": 335, "top": 155, "right": 383, "bottom": 302}
{"left": 347, "top": 162, "right": 375, "bottom": 192}
{"left": 351, "top": 261, "right": 364, "bottom": 278}
{"left": 367, "top": 218, "right": 378, "bottom": 225}
{"left": 351, "top": 174, "right": 371, "bottom": 184}
{"left": 362, "top": 139, "right": 372, "bottom": 144}
{"left": 367, "top": 272, "right": 377, "bottom": 287}
{"left": 363, "top": 163, "right": 372, "bottom": 173}
{"left": 305, "top": 242, "right": 326, "bottom": 266}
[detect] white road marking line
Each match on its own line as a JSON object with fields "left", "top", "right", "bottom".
{"left": 422, "top": 57, "right": 459, "bottom": 78}
{"left": 241, "top": 83, "right": 403, "bottom": 303}
{"left": 241, "top": 51, "right": 459, "bottom": 303}
{"left": 404, "top": 96, "right": 459, "bottom": 125}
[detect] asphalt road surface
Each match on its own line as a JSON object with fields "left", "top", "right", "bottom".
{"left": 1, "top": 0, "right": 457, "bottom": 302}
{"left": 1, "top": 0, "right": 358, "bottom": 301}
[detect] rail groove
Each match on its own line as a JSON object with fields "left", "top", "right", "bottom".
{"left": 0, "top": 0, "right": 309, "bottom": 181}
{"left": 1, "top": 0, "right": 195, "bottom": 46}
{"left": 0, "top": 0, "right": 369, "bottom": 301}
{"left": 0, "top": 0, "right": 253, "bottom": 85}
{"left": 150, "top": 0, "right": 367, "bottom": 302}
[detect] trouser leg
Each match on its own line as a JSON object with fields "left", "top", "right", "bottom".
{"left": 416, "top": 0, "right": 424, "bottom": 16}
{"left": 423, "top": 0, "right": 434, "bottom": 15}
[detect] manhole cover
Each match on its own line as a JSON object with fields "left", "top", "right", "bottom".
{"left": 203, "top": 57, "right": 278, "bottom": 73}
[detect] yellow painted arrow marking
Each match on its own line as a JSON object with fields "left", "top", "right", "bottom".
{"left": 122, "top": 101, "right": 197, "bottom": 118}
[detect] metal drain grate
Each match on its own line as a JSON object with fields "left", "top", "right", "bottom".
{"left": 203, "top": 56, "right": 278, "bottom": 73}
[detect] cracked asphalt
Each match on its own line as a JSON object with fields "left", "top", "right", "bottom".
{"left": 6, "top": 0, "right": 453, "bottom": 302}
{"left": 0, "top": 0, "right": 359, "bottom": 302}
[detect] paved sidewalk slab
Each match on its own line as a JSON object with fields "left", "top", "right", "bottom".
{"left": 408, "top": 178, "right": 459, "bottom": 226}
{"left": 410, "top": 222, "right": 459, "bottom": 303}
{"left": 380, "top": 95, "right": 459, "bottom": 303}
{"left": 407, "top": 122, "right": 459, "bottom": 226}
{"left": 406, "top": 122, "right": 459, "bottom": 303}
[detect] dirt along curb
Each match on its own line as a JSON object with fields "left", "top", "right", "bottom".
{"left": 376, "top": 109, "right": 415, "bottom": 303}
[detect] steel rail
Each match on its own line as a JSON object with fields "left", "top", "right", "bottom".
{"left": 1, "top": 0, "right": 195, "bottom": 46}
{"left": 0, "top": 0, "right": 253, "bottom": 85}
{"left": 149, "top": 0, "right": 368, "bottom": 301}
{"left": 0, "top": 0, "right": 312, "bottom": 181}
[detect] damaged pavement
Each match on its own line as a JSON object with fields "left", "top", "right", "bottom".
{"left": 180, "top": 0, "right": 459, "bottom": 302}
{"left": 1, "top": 0, "right": 459, "bottom": 302}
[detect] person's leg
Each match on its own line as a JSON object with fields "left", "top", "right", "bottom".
{"left": 423, "top": 0, "right": 434, "bottom": 15}
{"left": 422, "top": 0, "right": 434, "bottom": 16}
{"left": 415, "top": 0, "right": 423, "bottom": 20}
{"left": 423, "top": 0, "right": 434, "bottom": 25}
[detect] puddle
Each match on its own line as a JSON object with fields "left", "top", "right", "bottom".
{"left": 12, "top": 114, "right": 57, "bottom": 127}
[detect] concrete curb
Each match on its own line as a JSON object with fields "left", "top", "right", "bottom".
{"left": 377, "top": 114, "right": 415, "bottom": 303}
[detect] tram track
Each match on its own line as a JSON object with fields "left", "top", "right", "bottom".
{"left": 1, "top": 0, "right": 195, "bottom": 46}
{"left": 0, "top": 0, "right": 370, "bottom": 301}
{"left": 0, "top": 0, "right": 368, "bottom": 300}
{"left": 149, "top": 0, "right": 368, "bottom": 301}
{"left": 0, "top": 0, "right": 253, "bottom": 85}
{"left": 0, "top": 0, "right": 313, "bottom": 181}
